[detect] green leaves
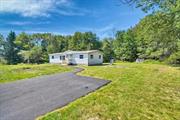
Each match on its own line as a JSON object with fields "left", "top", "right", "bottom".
{"left": 15, "top": 32, "right": 32, "bottom": 50}
{"left": 0, "top": 31, "right": 102, "bottom": 64}
{"left": 102, "top": 38, "right": 114, "bottom": 62}
{"left": 113, "top": 30, "right": 137, "bottom": 61}
{"left": 133, "top": 11, "right": 179, "bottom": 61}
{"left": 4, "top": 31, "right": 21, "bottom": 64}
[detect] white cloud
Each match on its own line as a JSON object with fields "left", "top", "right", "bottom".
{"left": 6, "top": 21, "right": 50, "bottom": 25}
{"left": 0, "top": 0, "right": 86, "bottom": 17}
{"left": 54, "top": 8, "right": 89, "bottom": 16}
{"left": 7, "top": 21, "right": 33, "bottom": 25}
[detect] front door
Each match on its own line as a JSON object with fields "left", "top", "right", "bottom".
{"left": 66, "top": 54, "right": 73, "bottom": 64}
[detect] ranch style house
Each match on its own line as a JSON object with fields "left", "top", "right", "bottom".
{"left": 49, "top": 50, "right": 103, "bottom": 65}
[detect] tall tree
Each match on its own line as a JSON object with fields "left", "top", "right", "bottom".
{"left": 102, "top": 38, "right": 114, "bottom": 62}
{"left": 119, "top": 0, "right": 180, "bottom": 63}
{"left": 4, "top": 31, "right": 20, "bottom": 64}
{"left": 0, "top": 34, "right": 4, "bottom": 57}
{"left": 113, "top": 31, "right": 125, "bottom": 59}
{"left": 114, "top": 29, "right": 137, "bottom": 61}
{"left": 133, "top": 12, "right": 179, "bottom": 60}
{"left": 29, "top": 46, "right": 44, "bottom": 64}
{"left": 120, "top": 0, "right": 180, "bottom": 29}
{"left": 15, "top": 32, "right": 32, "bottom": 50}
{"left": 83, "top": 32, "right": 101, "bottom": 50}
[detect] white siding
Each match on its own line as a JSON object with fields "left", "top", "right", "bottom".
{"left": 71, "top": 53, "right": 88, "bottom": 65}
{"left": 88, "top": 52, "right": 103, "bottom": 65}
{"left": 49, "top": 54, "right": 63, "bottom": 63}
{"left": 49, "top": 50, "right": 103, "bottom": 65}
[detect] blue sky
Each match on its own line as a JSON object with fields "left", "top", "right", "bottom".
{"left": 0, "top": 0, "right": 146, "bottom": 38}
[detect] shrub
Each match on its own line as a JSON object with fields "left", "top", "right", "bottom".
{"left": 0, "top": 57, "right": 7, "bottom": 64}
{"left": 143, "top": 59, "right": 163, "bottom": 64}
{"left": 166, "top": 52, "right": 180, "bottom": 65}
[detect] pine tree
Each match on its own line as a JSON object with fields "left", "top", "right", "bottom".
{"left": 4, "top": 31, "right": 20, "bottom": 64}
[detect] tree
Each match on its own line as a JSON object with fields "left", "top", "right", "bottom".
{"left": 15, "top": 32, "right": 32, "bottom": 50}
{"left": 29, "top": 46, "right": 44, "bottom": 64}
{"left": 47, "top": 35, "right": 62, "bottom": 53}
{"left": 0, "top": 34, "right": 4, "bottom": 57}
{"left": 133, "top": 12, "right": 179, "bottom": 60}
{"left": 4, "top": 31, "right": 20, "bottom": 64}
{"left": 113, "top": 31, "right": 125, "bottom": 59}
{"left": 119, "top": 0, "right": 179, "bottom": 12}
{"left": 72, "top": 32, "right": 83, "bottom": 50}
{"left": 83, "top": 32, "right": 101, "bottom": 50}
{"left": 18, "top": 50, "right": 31, "bottom": 63}
{"left": 0, "top": 34, "right": 7, "bottom": 64}
{"left": 120, "top": 0, "right": 180, "bottom": 29}
{"left": 114, "top": 29, "right": 137, "bottom": 61}
{"left": 68, "top": 32, "right": 101, "bottom": 51}
{"left": 102, "top": 38, "right": 114, "bottom": 62}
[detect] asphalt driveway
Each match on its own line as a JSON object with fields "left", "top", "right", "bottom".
{"left": 0, "top": 68, "right": 110, "bottom": 120}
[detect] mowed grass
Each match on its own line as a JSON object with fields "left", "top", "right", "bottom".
{"left": 39, "top": 62, "right": 180, "bottom": 120}
{"left": 0, "top": 64, "right": 72, "bottom": 83}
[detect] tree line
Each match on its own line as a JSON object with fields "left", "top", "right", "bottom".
{"left": 0, "top": 0, "right": 179, "bottom": 65}
{"left": 0, "top": 32, "right": 102, "bottom": 64}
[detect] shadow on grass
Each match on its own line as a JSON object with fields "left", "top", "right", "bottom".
{"left": 88, "top": 63, "right": 110, "bottom": 66}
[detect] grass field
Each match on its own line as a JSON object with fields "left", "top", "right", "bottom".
{"left": 39, "top": 62, "right": 180, "bottom": 120}
{"left": 0, "top": 64, "right": 72, "bottom": 83}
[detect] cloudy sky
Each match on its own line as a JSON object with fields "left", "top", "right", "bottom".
{"left": 0, "top": 0, "right": 146, "bottom": 38}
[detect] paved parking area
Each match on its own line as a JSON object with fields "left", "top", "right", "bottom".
{"left": 0, "top": 68, "right": 110, "bottom": 120}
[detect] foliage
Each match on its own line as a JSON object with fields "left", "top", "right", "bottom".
{"left": 0, "top": 64, "right": 72, "bottom": 83}
{"left": 143, "top": 59, "right": 164, "bottom": 64}
{"left": 117, "top": 0, "right": 180, "bottom": 64}
{"left": 0, "top": 57, "right": 7, "bottom": 64}
{"left": 114, "top": 29, "right": 137, "bottom": 61}
{"left": 102, "top": 38, "right": 114, "bottom": 62}
{"left": 15, "top": 32, "right": 33, "bottom": 50}
{"left": 4, "top": 31, "right": 21, "bottom": 64}
{"left": 166, "top": 51, "right": 180, "bottom": 64}
{"left": 0, "top": 31, "right": 102, "bottom": 64}
{"left": 38, "top": 63, "right": 180, "bottom": 120}
{"left": 68, "top": 32, "right": 101, "bottom": 50}
{"left": 123, "top": 0, "right": 180, "bottom": 13}
{"left": 0, "top": 0, "right": 179, "bottom": 65}
{"left": 0, "top": 34, "right": 4, "bottom": 57}
{"left": 29, "top": 46, "right": 44, "bottom": 64}
{"left": 18, "top": 50, "right": 31, "bottom": 63}
{"left": 133, "top": 12, "right": 179, "bottom": 60}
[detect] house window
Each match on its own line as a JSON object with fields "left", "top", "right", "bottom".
{"left": 79, "top": 55, "right": 84, "bottom": 59}
{"left": 90, "top": 55, "right": 93, "bottom": 59}
{"left": 52, "top": 56, "right": 54, "bottom": 59}
{"left": 60, "top": 56, "right": 62, "bottom": 60}
{"left": 99, "top": 55, "right": 101, "bottom": 59}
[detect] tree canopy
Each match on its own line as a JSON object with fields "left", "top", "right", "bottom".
{"left": 0, "top": 0, "right": 179, "bottom": 65}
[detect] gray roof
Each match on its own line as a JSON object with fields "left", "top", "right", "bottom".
{"left": 49, "top": 50, "right": 101, "bottom": 55}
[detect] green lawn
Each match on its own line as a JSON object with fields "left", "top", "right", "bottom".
{"left": 38, "top": 62, "right": 180, "bottom": 120}
{"left": 0, "top": 64, "right": 72, "bottom": 83}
